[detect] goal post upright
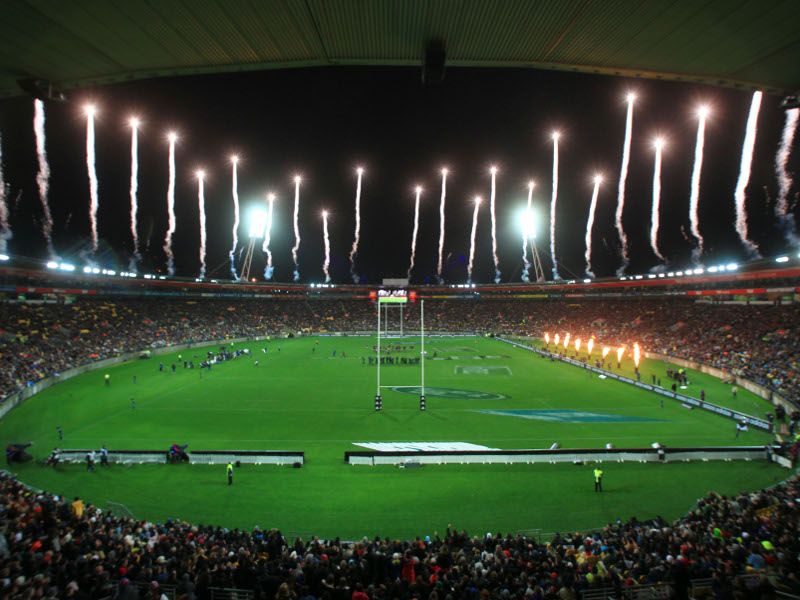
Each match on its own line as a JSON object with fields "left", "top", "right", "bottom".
{"left": 375, "top": 294, "right": 382, "bottom": 410}
{"left": 420, "top": 298, "right": 426, "bottom": 411}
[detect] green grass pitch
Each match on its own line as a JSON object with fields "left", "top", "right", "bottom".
{"left": 0, "top": 335, "right": 786, "bottom": 539}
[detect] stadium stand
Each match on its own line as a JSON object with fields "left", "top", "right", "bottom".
{"left": 0, "top": 470, "right": 797, "bottom": 600}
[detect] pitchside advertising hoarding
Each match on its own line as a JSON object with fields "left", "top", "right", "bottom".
{"left": 370, "top": 289, "right": 417, "bottom": 304}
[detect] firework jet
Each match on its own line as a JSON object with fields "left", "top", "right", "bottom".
{"left": 436, "top": 168, "right": 448, "bottom": 283}
{"left": 689, "top": 105, "right": 709, "bottom": 262}
{"left": 584, "top": 174, "right": 603, "bottom": 278}
{"left": 649, "top": 138, "right": 667, "bottom": 264}
{"left": 292, "top": 175, "right": 302, "bottom": 281}
{"left": 521, "top": 181, "right": 535, "bottom": 282}
{"left": 0, "top": 132, "right": 10, "bottom": 254}
{"left": 322, "top": 210, "right": 331, "bottom": 283}
{"left": 563, "top": 333, "right": 570, "bottom": 350}
{"left": 262, "top": 192, "right": 275, "bottom": 280}
{"left": 83, "top": 105, "right": 100, "bottom": 255}
{"left": 128, "top": 118, "right": 141, "bottom": 271}
{"left": 615, "top": 93, "right": 635, "bottom": 275}
{"left": 349, "top": 167, "right": 364, "bottom": 283}
{"left": 587, "top": 338, "right": 594, "bottom": 356}
{"left": 407, "top": 186, "right": 423, "bottom": 279}
{"left": 196, "top": 170, "right": 207, "bottom": 278}
{"left": 775, "top": 108, "right": 800, "bottom": 246}
{"left": 489, "top": 166, "right": 501, "bottom": 283}
{"left": 229, "top": 156, "right": 240, "bottom": 279}
{"left": 616, "top": 346, "right": 625, "bottom": 364}
{"left": 549, "top": 132, "right": 560, "bottom": 280}
{"left": 33, "top": 99, "right": 56, "bottom": 259}
{"left": 467, "top": 196, "right": 481, "bottom": 283}
{"left": 163, "top": 132, "right": 178, "bottom": 275}
{"left": 733, "top": 91, "right": 763, "bottom": 257}
{"left": 633, "top": 342, "right": 641, "bottom": 368}
{"left": 554, "top": 333, "right": 560, "bottom": 347}
{"left": 601, "top": 346, "right": 610, "bottom": 359}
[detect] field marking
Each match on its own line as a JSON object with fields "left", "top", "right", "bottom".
{"left": 454, "top": 365, "right": 513, "bottom": 376}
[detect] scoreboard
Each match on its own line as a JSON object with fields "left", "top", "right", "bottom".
{"left": 370, "top": 289, "right": 417, "bottom": 304}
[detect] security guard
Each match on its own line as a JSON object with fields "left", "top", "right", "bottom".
{"left": 226, "top": 462, "right": 234, "bottom": 486}
{"left": 593, "top": 467, "right": 603, "bottom": 492}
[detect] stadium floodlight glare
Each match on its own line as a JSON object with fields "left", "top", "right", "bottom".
{"left": 648, "top": 274, "right": 656, "bottom": 279}
{"left": 59, "top": 263, "right": 75, "bottom": 272}
{"left": 775, "top": 255, "right": 789, "bottom": 263}
{"left": 46, "top": 261, "right": 58, "bottom": 269}
{"left": 0, "top": 254, "right": 9, "bottom": 261}
{"left": 725, "top": 263, "right": 739, "bottom": 271}
{"left": 83, "top": 266, "right": 92, "bottom": 274}
{"left": 657, "top": 273, "right": 665, "bottom": 278}
{"left": 519, "top": 207, "right": 537, "bottom": 239}
{"left": 693, "top": 268, "right": 704, "bottom": 274}
{"left": 248, "top": 208, "right": 268, "bottom": 238}
{"left": 634, "top": 275, "right": 643, "bottom": 280}
{"left": 582, "top": 278, "right": 591, "bottom": 283}
{"left": 708, "top": 266, "right": 719, "bottom": 273}
{"left": 91, "top": 267, "right": 100, "bottom": 274}
{"left": 676, "top": 271, "right": 684, "bottom": 276}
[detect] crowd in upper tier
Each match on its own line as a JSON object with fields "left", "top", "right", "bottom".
{"left": 0, "top": 297, "right": 798, "bottom": 404}
{"left": 0, "top": 469, "right": 798, "bottom": 600}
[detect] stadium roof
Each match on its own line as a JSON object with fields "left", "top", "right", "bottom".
{"left": 1, "top": 0, "right": 799, "bottom": 98}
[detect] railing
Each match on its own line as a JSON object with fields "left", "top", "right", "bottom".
{"left": 210, "top": 587, "right": 254, "bottom": 600}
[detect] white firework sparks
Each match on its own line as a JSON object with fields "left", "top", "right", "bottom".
{"left": 436, "top": 168, "right": 448, "bottom": 283}
{"left": 489, "top": 165, "right": 501, "bottom": 283}
{"left": 84, "top": 105, "right": 100, "bottom": 255}
{"left": 262, "top": 192, "right": 275, "bottom": 280}
{"left": 467, "top": 196, "right": 481, "bottom": 283}
{"left": 689, "top": 105, "right": 709, "bottom": 262}
{"left": 522, "top": 180, "right": 534, "bottom": 282}
{"left": 615, "top": 93, "right": 635, "bottom": 275}
{"left": 128, "top": 117, "right": 141, "bottom": 271}
{"left": 650, "top": 137, "right": 666, "bottom": 264}
{"left": 0, "top": 131, "right": 10, "bottom": 254}
{"left": 549, "top": 132, "right": 561, "bottom": 280}
{"left": 775, "top": 108, "right": 800, "bottom": 247}
{"left": 229, "top": 156, "right": 240, "bottom": 280}
{"left": 196, "top": 170, "right": 207, "bottom": 278}
{"left": 163, "top": 131, "right": 178, "bottom": 275}
{"left": 292, "top": 175, "right": 302, "bottom": 281}
{"left": 407, "top": 185, "right": 423, "bottom": 279}
{"left": 349, "top": 167, "right": 364, "bottom": 282}
{"left": 584, "top": 174, "right": 603, "bottom": 278}
{"left": 322, "top": 210, "right": 331, "bottom": 283}
{"left": 733, "top": 91, "right": 763, "bottom": 258}
{"left": 33, "top": 99, "right": 56, "bottom": 259}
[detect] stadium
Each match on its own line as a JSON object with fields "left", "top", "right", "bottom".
{"left": 1, "top": 2, "right": 799, "bottom": 600}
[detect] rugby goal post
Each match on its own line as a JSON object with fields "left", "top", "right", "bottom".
{"left": 374, "top": 291, "right": 425, "bottom": 412}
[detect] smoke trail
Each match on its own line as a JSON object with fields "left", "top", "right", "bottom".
{"left": 229, "top": 157, "right": 240, "bottom": 280}
{"left": 292, "top": 176, "right": 302, "bottom": 281}
{"left": 128, "top": 119, "right": 140, "bottom": 271}
{"left": 0, "top": 132, "right": 11, "bottom": 254}
{"left": 549, "top": 133, "right": 560, "bottom": 279}
{"left": 584, "top": 175, "right": 603, "bottom": 278}
{"left": 349, "top": 168, "right": 363, "bottom": 282}
{"left": 163, "top": 133, "right": 177, "bottom": 275}
{"left": 262, "top": 193, "right": 275, "bottom": 280}
{"left": 84, "top": 106, "right": 100, "bottom": 255}
{"left": 467, "top": 197, "right": 481, "bottom": 283}
{"left": 436, "top": 168, "right": 448, "bottom": 283}
{"left": 521, "top": 181, "right": 534, "bottom": 282}
{"left": 196, "top": 171, "right": 207, "bottom": 279}
{"left": 33, "top": 99, "right": 56, "bottom": 259}
{"left": 489, "top": 167, "right": 501, "bottom": 283}
{"left": 775, "top": 108, "right": 800, "bottom": 247}
{"left": 689, "top": 107, "right": 709, "bottom": 263}
{"left": 650, "top": 139, "right": 666, "bottom": 264}
{"left": 615, "top": 94, "right": 635, "bottom": 275}
{"left": 407, "top": 186, "right": 422, "bottom": 279}
{"left": 322, "top": 211, "right": 331, "bottom": 283}
{"left": 733, "top": 91, "right": 763, "bottom": 258}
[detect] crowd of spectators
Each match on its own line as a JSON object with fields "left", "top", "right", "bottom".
{"left": 0, "top": 469, "right": 797, "bottom": 600}
{"left": 0, "top": 297, "right": 798, "bottom": 404}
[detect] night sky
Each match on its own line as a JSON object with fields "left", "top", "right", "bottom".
{"left": 0, "top": 67, "right": 797, "bottom": 283}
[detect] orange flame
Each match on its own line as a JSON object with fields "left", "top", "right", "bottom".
{"left": 587, "top": 338, "right": 594, "bottom": 355}
{"left": 575, "top": 337, "right": 581, "bottom": 352}
{"left": 602, "top": 346, "right": 610, "bottom": 359}
{"left": 554, "top": 333, "right": 560, "bottom": 346}
{"left": 633, "top": 342, "right": 641, "bottom": 368}
{"left": 544, "top": 332, "right": 550, "bottom": 345}
{"left": 563, "top": 333, "right": 571, "bottom": 349}
{"left": 616, "top": 346, "right": 625, "bottom": 363}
